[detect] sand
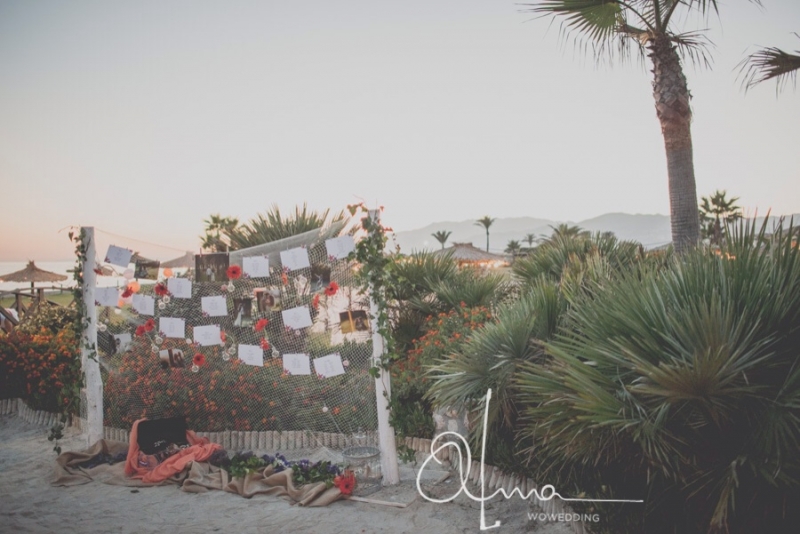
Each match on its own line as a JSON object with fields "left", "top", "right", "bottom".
{"left": 0, "top": 414, "right": 576, "bottom": 534}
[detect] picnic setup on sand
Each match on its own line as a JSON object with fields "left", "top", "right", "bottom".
{"left": 53, "top": 416, "right": 353, "bottom": 506}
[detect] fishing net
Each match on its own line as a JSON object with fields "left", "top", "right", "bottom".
{"left": 85, "top": 222, "right": 379, "bottom": 453}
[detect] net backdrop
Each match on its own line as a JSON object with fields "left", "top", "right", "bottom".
{"left": 86, "top": 223, "right": 379, "bottom": 453}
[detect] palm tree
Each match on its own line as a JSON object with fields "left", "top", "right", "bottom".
{"left": 505, "top": 239, "right": 522, "bottom": 262}
{"left": 522, "top": 1, "right": 742, "bottom": 253}
{"left": 740, "top": 34, "right": 800, "bottom": 93}
{"left": 475, "top": 216, "right": 496, "bottom": 252}
{"left": 200, "top": 214, "right": 239, "bottom": 252}
{"left": 523, "top": 233, "right": 537, "bottom": 250}
{"left": 431, "top": 230, "right": 452, "bottom": 250}
{"left": 548, "top": 223, "right": 589, "bottom": 241}
{"left": 699, "top": 190, "right": 742, "bottom": 245}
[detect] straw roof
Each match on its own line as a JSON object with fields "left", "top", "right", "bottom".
{"left": 0, "top": 261, "right": 67, "bottom": 284}
{"left": 161, "top": 251, "right": 195, "bottom": 269}
{"left": 432, "top": 243, "right": 508, "bottom": 263}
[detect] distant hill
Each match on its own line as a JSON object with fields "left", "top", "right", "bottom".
{"left": 392, "top": 213, "right": 800, "bottom": 254}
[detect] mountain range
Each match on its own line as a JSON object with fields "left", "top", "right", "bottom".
{"left": 392, "top": 213, "right": 799, "bottom": 254}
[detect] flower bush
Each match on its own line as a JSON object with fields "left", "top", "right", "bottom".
{"left": 388, "top": 305, "right": 493, "bottom": 438}
{"left": 0, "top": 327, "right": 82, "bottom": 414}
{"left": 103, "top": 335, "right": 377, "bottom": 433}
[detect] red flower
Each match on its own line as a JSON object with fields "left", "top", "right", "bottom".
{"left": 135, "top": 325, "right": 146, "bottom": 337}
{"left": 121, "top": 287, "right": 133, "bottom": 298}
{"left": 144, "top": 319, "right": 155, "bottom": 332}
{"left": 334, "top": 471, "right": 356, "bottom": 495}
{"left": 324, "top": 281, "right": 339, "bottom": 297}
{"left": 255, "top": 319, "right": 269, "bottom": 332}
{"left": 193, "top": 353, "right": 206, "bottom": 366}
{"left": 220, "top": 330, "right": 227, "bottom": 343}
{"left": 281, "top": 272, "right": 288, "bottom": 286}
{"left": 226, "top": 265, "right": 242, "bottom": 280}
{"left": 312, "top": 294, "right": 320, "bottom": 309}
{"left": 154, "top": 283, "right": 168, "bottom": 296}
{"left": 260, "top": 339, "right": 270, "bottom": 350}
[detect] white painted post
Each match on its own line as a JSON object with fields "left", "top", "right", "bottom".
{"left": 81, "top": 227, "right": 104, "bottom": 446}
{"left": 367, "top": 209, "right": 399, "bottom": 486}
{"left": 370, "top": 297, "right": 400, "bottom": 485}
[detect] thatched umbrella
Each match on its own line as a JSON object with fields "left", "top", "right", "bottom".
{"left": 0, "top": 261, "right": 68, "bottom": 292}
{"left": 432, "top": 242, "right": 508, "bottom": 266}
{"left": 161, "top": 251, "right": 195, "bottom": 269}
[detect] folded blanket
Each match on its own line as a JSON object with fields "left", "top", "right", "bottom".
{"left": 124, "top": 418, "right": 222, "bottom": 484}
{"left": 53, "top": 431, "right": 344, "bottom": 506}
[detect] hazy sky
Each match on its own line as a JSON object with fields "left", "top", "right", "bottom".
{"left": 1, "top": 0, "right": 798, "bottom": 261}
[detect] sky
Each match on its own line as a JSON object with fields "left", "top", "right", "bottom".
{"left": 1, "top": 0, "right": 798, "bottom": 261}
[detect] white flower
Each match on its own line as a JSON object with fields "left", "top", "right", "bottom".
{"left": 162, "top": 296, "right": 171, "bottom": 304}
{"left": 222, "top": 353, "right": 230, "bottom": 361}
{"left": 158, "top": 301, "right": 166, "bottom": 310}
{"left": 154, "top": 336, "right": 163, "bottom": 345}
{"left": 114, "top": 308, "right": 122, "bottom": 315}
{"left": 227, "top": 346, "right": 236, "bottom": 356}
{"left": 322, "top": 406, "right": 329, "bottom": 413}
{"left": 342, "top": 359, "right": 350, "bottom": 367}
{"left": 185, "top": 338, "right": 192, "bottom": 344}
{"left": 97, "top": 323, "right": 107, "bottom": 332}
{"left": 226, "top": 282, "right": 235, "bottom": 291}
{"left": 191, "top": 364, "right": 199, "bottom": 373}
{"left": 151, "top": 345, "right": 158, "bottom": 353}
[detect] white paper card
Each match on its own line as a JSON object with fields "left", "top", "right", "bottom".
{"left": 283, "top": 353, "right": 311, "bottom": 375}
{"left": 313, "top": 353, "right": 346, "bottom": 378}
{"left": 159, "top": 317, "right": 185, "bottom": 339}
{"left": 325, "top": 236, "right": 355, "bottom": 260}
{"left": 167, "top": 278, "right": 192, "bottom": 299}
{"left": 238, "top": 344, "right": 264, "bottom": 367}
{"left": 242, "top": 256, "right": 269, "bottom": 278}
{"left": 280, "top": 247, "right": 310, "bottom": 271}
{"left": 104, "top": 245, "right": 133, "bottom": 267}
{"left": 201, "top": 295, "right": 228, "bottom": 317}
{"left": 95, "top": 287, "right": 119, "bottom": 307}
{"left": 132, "top": 294, "right": 155, "bottom": 316}
{"left": 282, "top": 306, "right": 313, "bottom": 329}
{"left": 194, "top": 324, "right": 223, "bottom": 346}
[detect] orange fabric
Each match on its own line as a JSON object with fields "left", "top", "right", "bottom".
{"left": 124, "top": 418, "right": 222, "bottom": 483}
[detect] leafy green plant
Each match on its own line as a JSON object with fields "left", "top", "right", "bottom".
{"left": 516, "top": 220, "right": 800, "bottom": 533}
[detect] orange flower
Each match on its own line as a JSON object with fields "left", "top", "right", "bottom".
{"left": 334, "top": 471, "right": 356, "bottom": 495}
{"left": 324, "top": 281, "right": 339, "bottom": 297}
{"left": 226, "top": 265, "right": 242, "bottom": 279}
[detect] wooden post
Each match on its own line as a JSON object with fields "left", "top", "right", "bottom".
{"left": 367, "top": 209, "right": 399, "bottom": 486}
{"left": 81, "top": 227, "right": 104, "bottom": 446}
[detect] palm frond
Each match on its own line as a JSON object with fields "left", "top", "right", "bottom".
{"left": 739, "top": 37, "right": 800, "bottom": 93}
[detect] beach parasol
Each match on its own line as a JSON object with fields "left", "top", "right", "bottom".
{"left": 0, "top": 261, "right": 68, "bottom": 292}
{"left": 432, "top": 243, "right": 507, "bottom": 264}
{"left": 161, "top": 251, "right": 195, "bottom": 269}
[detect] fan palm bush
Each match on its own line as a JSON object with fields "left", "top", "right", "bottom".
{"left": 224, "top": 204, "right": 345, "bottom": 250}
{"left": 427, "top": 281, "right": 566, "bottom": 470}
{"left": 512, "top": 231, "right": 645, "bottom": 288}
{"left": 515, "top": 221, "right": 800, "bottom": 533}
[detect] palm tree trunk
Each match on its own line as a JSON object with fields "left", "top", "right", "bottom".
{"left": 485, "top": 230, "right": 490, "bottom": 252}
{"left": 649, "top": 34, "right": 700, "bottom": 254}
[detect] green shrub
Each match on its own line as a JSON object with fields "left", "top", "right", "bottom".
{"left": 515, "top": 222, "right": 800, "bottom": 533}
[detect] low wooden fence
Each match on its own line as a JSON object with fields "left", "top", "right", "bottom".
{"left": 1, "top": 397, "right": 591, "bottom": 534}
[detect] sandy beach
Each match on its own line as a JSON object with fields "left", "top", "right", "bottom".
{"left": 0, "top": 414, "right": 575, "bottom": 534}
